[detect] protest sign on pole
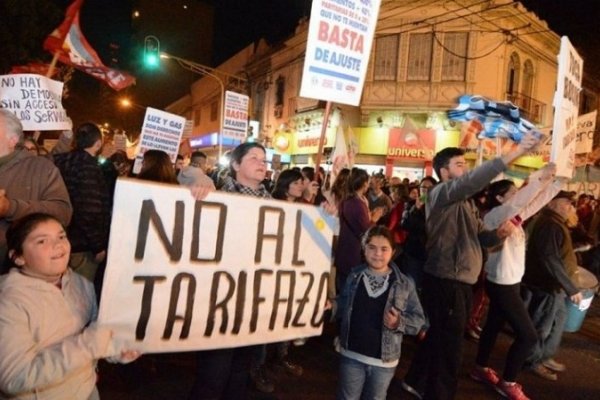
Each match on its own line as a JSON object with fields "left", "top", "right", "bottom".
{"left": 300, "top": 0, "right": 381, "bottom": 106}
{"left": 98, "top": 179, "right": 334, "bottom": 354}
{"left": 133, "top": 107, "right": 186, "bottom": 174}
{"left": 223, "top": 90, "right": 249, "bottom": 140}
{"left": 575, "top": 111, "right": 597, "bottom": 154}
{"left": 550, "top": 37, "right": 583, "bottom": 178}
{"left": 0, "top": 74, "right": 72, "bottom": 131}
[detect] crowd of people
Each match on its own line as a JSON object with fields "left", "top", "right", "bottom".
{"left": 0, "top": 108, "right": 597, "bottom": 400}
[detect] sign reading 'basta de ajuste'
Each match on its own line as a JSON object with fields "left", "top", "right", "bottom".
{"left": 98, "top": 179, "right": 334, "bottom": 354}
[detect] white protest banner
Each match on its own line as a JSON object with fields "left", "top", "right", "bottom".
{"left": 133, "top": 107, "right": 185, "bottom": 174}
{"left": 223, "top": 91, "right": 249, "bottom": 140}
{"left": 550, "top": 37, "right": 583, "bottom": 178}
{"left": 0, "top": 74, "right": 71, "bottom": 131}
{"left": 300, "top": 0, "right": 381, "bottom": 106}
{"left": 576, "top": 111, "right": 597, "bottom": 154}
{"left": 98, "top": 179, "right": 334, "bottom": 353}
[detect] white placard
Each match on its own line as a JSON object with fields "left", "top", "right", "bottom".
{"left": 576, "top": 111, "right": 597, "bottom": 154}
{"left": 223, "top": 91, "right": 249, "bottom": 140}
{"left": 98, "top": 179, "right": 334, "bottom": 354}
{"left": 550, "top": 37, "right": 583, "bottom": 178}
{"left": 300, "top": 0, "right": 381, "bottom": 106}
{"left": 133, "top": 107, "right": 185, "bottom": 173}
{"left": 0, "top": 74, "right": 72, "bottom": 131}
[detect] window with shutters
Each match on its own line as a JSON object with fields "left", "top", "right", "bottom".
{"left": 441, "top": 32, "right": 468, "bottom": 81}
{"left": 407, "top": 33, "right": 433, "bottom": 81}
{"left": 374, "top": 35, "right": 399, "bottom": 80}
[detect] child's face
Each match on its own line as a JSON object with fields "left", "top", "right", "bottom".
{"left": 364, "top": 235, "right": 393, "bottom": 272}
{"left": 14, "top": 220, "right": 70, "bottom": 278}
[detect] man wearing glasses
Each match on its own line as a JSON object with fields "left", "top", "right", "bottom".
{"left": 522, "top": 190, "right": 583, "bottom": 381}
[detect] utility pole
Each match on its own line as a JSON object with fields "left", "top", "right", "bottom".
{"left": 159, "top": 52, "right": 247, "bottom": 160}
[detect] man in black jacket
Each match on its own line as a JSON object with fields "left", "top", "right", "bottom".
{"left": 54, "top": 123, "right": 111, "bottom": 282}
{"left": 523, "top": 190, "right": 582, "bottom": 381}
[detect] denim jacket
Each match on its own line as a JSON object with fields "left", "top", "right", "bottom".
{"left": 336, "top": 263, "right": 426, "bottom": 362}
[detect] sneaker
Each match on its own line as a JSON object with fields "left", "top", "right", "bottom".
{"left": 293, "top": 338, "right": 307, "bottom": 346}
{"left": 333, "top": 336, "right": 341, "bottom": 353}
{"left": 469, "top": 366, "right": 500, "bottom": 386}
{"left": 542, "top": 358, "right": 566, "bottom": 372}
{"left": 496, "top": 380, "right": 530, "bottom": 400}
{"left": 250, "top": 366, "right": 275, "bottom": 393}
{"left": 275, "top": 358, "right": 303, "bottom": 377}
{"left": 529, "top": 364, "right": 558, "bottom": 381}
{"left": 400, "top": 380, "right": 423, "bottom": 399}
{"left": 466, "top": 327, "right": 481, "bottom": 342}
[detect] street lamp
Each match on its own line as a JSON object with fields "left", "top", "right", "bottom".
{"left": 159, "top": 51, "right": 247, "bottom": 159}
{"left": 118, "top": 97, "right": 146, "bottom": 111}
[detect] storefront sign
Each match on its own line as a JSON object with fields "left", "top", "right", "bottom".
{"left": 300, "top": 0, "right": 381, "bottom": 106}
{"left": 387, "top": 128, "right": 435, "bottom": 160}
{"left": 0, "top": 74, "right": 71, "bottom": 130}
{"left": 98, "top": 179, "right": 334, "bottom": 353}
{"left": 294, "top": 130, "right": 333, "bottom": 154}
{"left": 550, "top": 37, "right": 583, "bottom": 178}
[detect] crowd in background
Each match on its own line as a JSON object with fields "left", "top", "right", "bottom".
{"left": 1, "top": 109, "right": 599, "bottom": 400}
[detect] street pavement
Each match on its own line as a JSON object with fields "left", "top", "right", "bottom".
{"left": 98, "top": 294, "right": 600, "bottom": 399}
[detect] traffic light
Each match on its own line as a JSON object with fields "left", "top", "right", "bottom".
{"left": 144, "top": 36, "right": 160, "bottom": 68}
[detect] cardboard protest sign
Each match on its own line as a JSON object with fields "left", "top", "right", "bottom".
{"left": 550, "top": 37, "right": 583, "bottom": 178}
{"left": 133, "top": 107, "right": 185, "bottom": 174}
{"left": 223, "top": 91, "right": 249, "bottom": 140}
{"left": 300, "top": 0, "right": 381, "bottom": 106}
{"left": 98, "top": 179, "right": 334, "bottom": 354}
{"left": 0, "top": 74, "right": 72, "bottom": 130}
{"left": 575, "top": 111, "right": 597, "bottom": 154}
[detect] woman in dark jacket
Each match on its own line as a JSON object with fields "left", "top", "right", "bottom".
{"left": 334, "top": 168, "right": 383, "bottom": 291}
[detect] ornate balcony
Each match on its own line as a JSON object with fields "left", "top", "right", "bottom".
{"left": 506, "top": 92, "right": 546, "bottom": 125}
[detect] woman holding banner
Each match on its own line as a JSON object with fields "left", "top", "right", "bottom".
{"left": 190, "top": 142, "right": 272, "bottom": 399}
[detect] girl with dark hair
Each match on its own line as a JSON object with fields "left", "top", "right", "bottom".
{"left": 333, "top": 225, "right": 425, "bottom": 400}
{"left": 272, "top": 169, "right": 315, "bottom": 202}
{"left": 334, "top": 168, "right": 384, "bottom": 291}
{"left": 137, "top": 150, "right": 178, "bottom": 184}
{"left": 329, "top": 168, "right": 351, "bottom": 208}
{"left": 0, "top": 213, "right": 139, "bottom": 399}
{"left": 470, "top": 163, "right": 562, "bottom": 399}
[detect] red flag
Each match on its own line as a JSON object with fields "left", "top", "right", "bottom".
{"left": 10, "top": 62, "right": 61, "bottom": 77}
{"left": 43, "top": 0, "right": 135, "bottom": 91}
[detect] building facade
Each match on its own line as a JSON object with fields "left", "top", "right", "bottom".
{"left": 168, "top": 0, "right": 597, "bottom": 179}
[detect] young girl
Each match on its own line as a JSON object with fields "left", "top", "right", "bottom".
{"left": 0, "top": 213, "right": 138, "bottom": 400}
{"left": 335, "top": 226, "right": 426, "bottom": 400}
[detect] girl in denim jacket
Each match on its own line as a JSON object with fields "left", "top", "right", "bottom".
{"left": 334, "top": 226, "right": 426, "bottom": 400}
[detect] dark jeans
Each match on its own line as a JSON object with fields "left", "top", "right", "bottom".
{"left": 407, "top": 273, "right": 472, "bottom": 400}
{"left": 523, "top": 287, "right": 567, "bottom": 366}
{"left": 476, "top": 280, "right": 538, "bottom": 382}
{"left": 400, "top": 252, "right": 425, "bottom": 291}
{"left": 189, "top": 346, "right": 254, "bottom": 400}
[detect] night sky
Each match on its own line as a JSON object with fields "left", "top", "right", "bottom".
{"left": 77, "top": 0, "right": 598, "bottom": 88}
{"left": 2, "top": 0, "right": 596, "bottom": 126}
